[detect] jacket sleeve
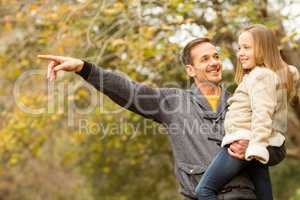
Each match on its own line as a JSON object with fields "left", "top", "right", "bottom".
{"left": 245, "top": 68, "right": 278, "bottom": 164}
{"left": 76, "top": 61, "right": 174, "bottom": 123}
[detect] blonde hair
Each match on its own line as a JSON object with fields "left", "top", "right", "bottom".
{"left": 234, "top": 24, "right": 294, "bottom": 99}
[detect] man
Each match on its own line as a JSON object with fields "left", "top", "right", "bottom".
{"left": 38, "top": 38, "right": 259, "bottom": 199}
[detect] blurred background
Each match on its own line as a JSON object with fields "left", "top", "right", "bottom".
{"left": 0, "top": 0, "right": 300, "bottom": 199}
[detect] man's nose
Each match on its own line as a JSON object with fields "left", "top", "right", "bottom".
{"left": 210, "top": 57, "right": 219, "bottom": 65}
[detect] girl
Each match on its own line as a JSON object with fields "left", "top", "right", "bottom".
{"left": 195, "top": 24, "right": 299, "bottom": 200}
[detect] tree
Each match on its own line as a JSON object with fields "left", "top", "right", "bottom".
{"left": 0, "top": 0, "right": 299, "bottom": 199}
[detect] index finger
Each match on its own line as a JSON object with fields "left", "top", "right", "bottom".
{"left": 37, "top": 55, "right": 65, "bottom": 62}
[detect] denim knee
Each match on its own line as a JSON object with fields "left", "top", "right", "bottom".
{"left": 195, "top": 186, "right": 216, "bottom": 199}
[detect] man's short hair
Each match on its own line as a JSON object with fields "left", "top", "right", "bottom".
{"left": 181, "top": 37, "right": 211, "bottom": 66}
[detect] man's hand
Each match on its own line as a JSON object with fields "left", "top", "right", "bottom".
{"left": 228, "top": 139, "right": 249, "bottom": 160}
{"left": 37, "top": 55, "right": 84, "bottom": 81}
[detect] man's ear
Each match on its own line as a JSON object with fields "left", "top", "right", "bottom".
{"left": 186, "top": 64, "right": 196, "bottom": 77}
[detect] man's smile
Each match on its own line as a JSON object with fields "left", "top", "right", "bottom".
{"left": 207, "top": 65, "right": 221, "bottom": 75}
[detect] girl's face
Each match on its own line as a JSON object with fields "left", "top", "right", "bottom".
{"left": 238, "top": 31, "right": 256, "bottom": 70}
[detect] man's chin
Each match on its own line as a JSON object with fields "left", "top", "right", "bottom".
{"left": 209, "top": 77, "right": 222, "bottom": 85}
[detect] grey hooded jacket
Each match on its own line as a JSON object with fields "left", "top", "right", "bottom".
{"left": 76, "top": 61, "right": 256, "bottom": 200}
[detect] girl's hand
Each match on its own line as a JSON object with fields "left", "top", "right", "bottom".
{"left": 37, "top": 55, "right": 84, "bottom": 81}
{"left": 228, "top": 140, "right": 249, "bottom": 160}
{"left": 228, "top": 148, "right": 245, "bottom": 160}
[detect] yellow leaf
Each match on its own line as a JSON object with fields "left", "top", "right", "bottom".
{"left": 4, "top": 22, "right": 13, "bottom": 31}
{"left": 16, "top": 12, "right": 23, "bottom": 21}
{"left": 102, "top": 166, "right": 110, "bottom": 174}
{"left": 9, "top": 154, "right": 20, "bottom": 166}
{"left": 103, "top": 2, "right": 125, "bottom": 15}
{"left": 112, "top": 39, "right": 126, "bottom": 47}
{"left": 21, "top": 59, "right": 30, "bottom": 67}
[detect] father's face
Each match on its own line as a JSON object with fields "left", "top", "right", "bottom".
{"left": 186, "top": 42, "right": 222, "bottom": 85}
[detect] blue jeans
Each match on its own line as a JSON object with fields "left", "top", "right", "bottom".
{"left": 195, "top": 147, "right": 273, "bottom": 200}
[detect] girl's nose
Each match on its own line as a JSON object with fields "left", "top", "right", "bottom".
{"left": 238, "top": 48, "right": 245, "bottom": 57}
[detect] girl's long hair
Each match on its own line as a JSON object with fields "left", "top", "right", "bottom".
{"left": 234, "top": 24, "right": 294, "bottom": 99}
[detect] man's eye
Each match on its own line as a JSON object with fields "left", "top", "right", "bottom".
{"left": 201, "top": 57, "right": 208, "bottom": 62}
{"left": 214, "top": 55, "right": 220, "bottom": 59}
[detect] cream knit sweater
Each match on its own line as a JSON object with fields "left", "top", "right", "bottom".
{"left": 222, "top": 65, "right": 299, "bottom": 164}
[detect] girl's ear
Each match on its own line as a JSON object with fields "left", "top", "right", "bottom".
{"left": 186, "top": 64, "right": 196, "bottom": 77}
